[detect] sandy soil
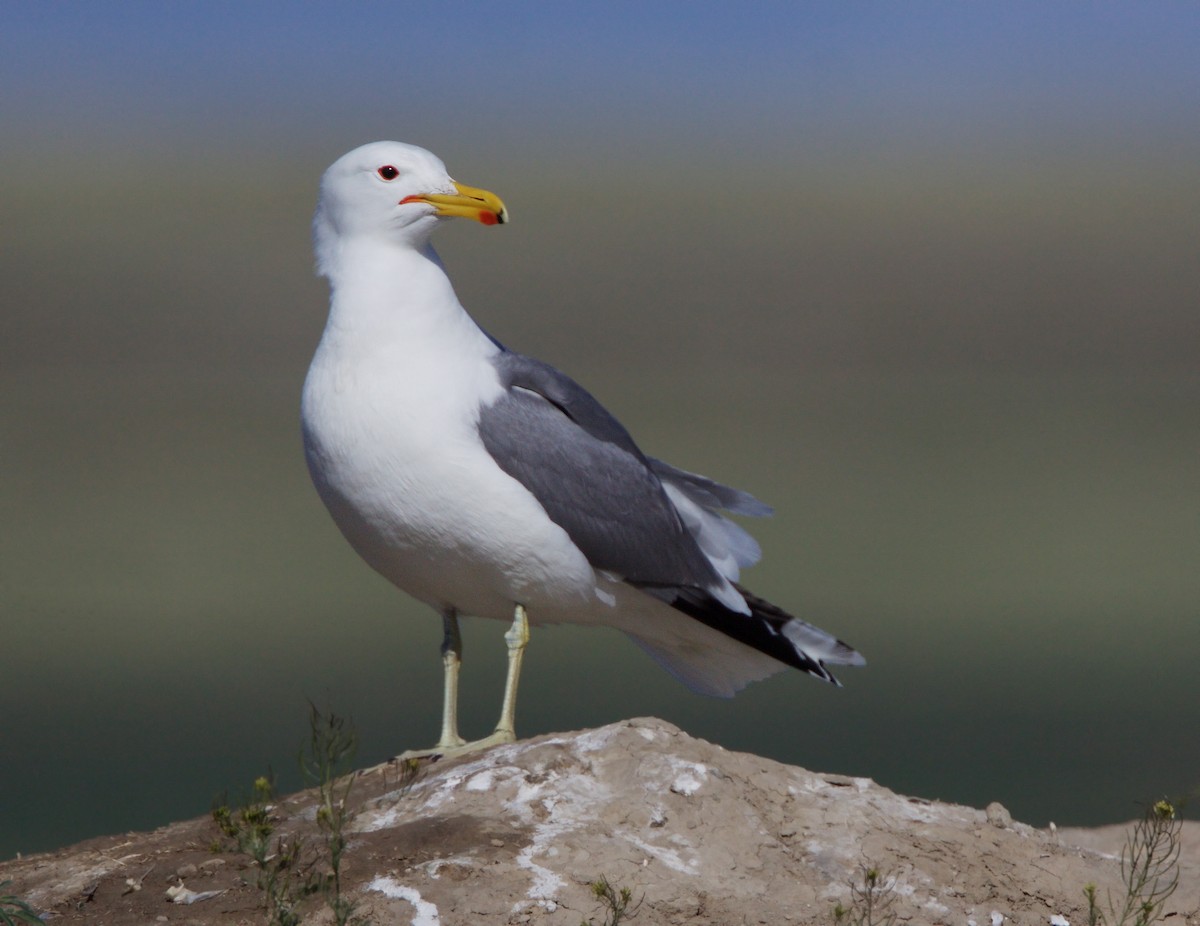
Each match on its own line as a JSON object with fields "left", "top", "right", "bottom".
{"left": 2, "top": 718, "right": 1196, "bottom": 925}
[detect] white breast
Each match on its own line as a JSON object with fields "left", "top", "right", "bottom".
{"left": 301, "top": 304, "right": 599, "bottom": 622}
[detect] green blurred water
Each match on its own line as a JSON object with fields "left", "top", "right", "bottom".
{"left": 2, "top": 154, "right": 1197, "bottom": 858}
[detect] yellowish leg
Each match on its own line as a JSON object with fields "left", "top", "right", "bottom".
{"left": 493, "top": 604, "right": 530, "bottom": 739}
{"left": 435, "top": 610, "right": 466, "bottom": 750}
{"left": 399, "top": 604, "right": 530, "bottom": 761}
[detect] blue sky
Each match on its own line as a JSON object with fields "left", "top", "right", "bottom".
{"left": 6, "top": 3, "right": 1199, "bottom": 161}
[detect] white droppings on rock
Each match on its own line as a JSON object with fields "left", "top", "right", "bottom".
{"left": 357, "top": 804, "right": 401, "bottom": 832}
{"left": 479, "top": 753, "right": 618, "bottom": 905}
{"left": 514, "top": 841, "right": 565, "bottom": 906}
{"left": 8, "top": 718, "right": 1187, "bottom": 926}
{"left": 369, "top": 876, "right": 440, "bottom": 926}
{"left": 670, "top": 772, "right": 703, "bottom": 795}
{"left": 892, "top": 879, "right": 916, "bottom": 898}
{"left": 512, "top": 780, "right": 545, "bottom": 817}
{"left": 572, "top": 726, "right": 621, "bottom": 753}
{"left": 668, "top": 758, "right": 707, "bottom": 795}
{"left": 510, "top": 797, "right": 573, "bottom": 901}
{"left": 623, "top": 833, "right": 699, "bottom": 875}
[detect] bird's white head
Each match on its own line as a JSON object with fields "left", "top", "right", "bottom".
{"left": 313, "top": 141, "right": 508, "bottom": 279}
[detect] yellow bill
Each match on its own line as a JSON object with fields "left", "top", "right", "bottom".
{"left": 402, "top": 181, "right": 509, "bottom": 226}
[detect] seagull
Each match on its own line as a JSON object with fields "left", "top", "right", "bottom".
{"left": 301, "top": 141, "right": 864, "bottom": 759}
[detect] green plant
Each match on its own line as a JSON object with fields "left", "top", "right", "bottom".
{"left": 1085, "top": 798, "right": 1182, "bottom": 926}
{"left": 832, "top": 864, "right": 898, "bottom": 926}
{"left": 211, "top": 705, "right": 419, "bottom": 926}
{"left": 0, "top": 881, "right": 46, "bottom": 926}
{"left": 212, "top": 773, "right": 315, "bottom": 926}
{"left": 580, "top": 876, "right": 641, "bottom": 926}
{"left": 301, "top": 702, "right": 363, "bottom": 926}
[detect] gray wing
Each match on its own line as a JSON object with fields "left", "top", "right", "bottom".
{"left": 480, "top": 351, "right": 866, "bottom": 691}
{"left": 647, "top": 459, "right": 772, "bottom": 518}
{"left": 478, "top": 351, "right": 722, "bottom": 591}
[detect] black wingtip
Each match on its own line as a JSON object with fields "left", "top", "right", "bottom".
{"left": 638, "top": 583, "right": 852, "bottom": 686}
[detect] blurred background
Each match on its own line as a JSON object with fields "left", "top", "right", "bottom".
{"left": 2, "top": 3, "right": 1198, "bottom": 859}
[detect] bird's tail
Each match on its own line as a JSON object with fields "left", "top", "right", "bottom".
{"left": 635, "top": 582, "right": 864, "bottom": 692}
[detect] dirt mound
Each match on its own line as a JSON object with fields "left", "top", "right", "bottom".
{"left": 3, "top": 717, "right": 1196, "bottom": 925}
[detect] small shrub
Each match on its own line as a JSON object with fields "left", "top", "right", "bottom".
{"left": 0, "top": 881, "right": 46, "bottom": 926}
{"left": 212, "top": 704, "right": 422, "bottom": 926}
{"left": 212, "top": 773, "right": 315, "bottom": 926}
{"left": 581, "top": 876, "right": 641, "bottom": 926}
{"left": 301, "top": 702, "right": 363, "bottom": 926}
{"left": 832, "top": 864, "right": 898, "bottom": 926}
{"left": 1085, "top": 798, "right": 1182, "bottom": 926}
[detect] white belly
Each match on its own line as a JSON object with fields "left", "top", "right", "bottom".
{"left": 301, "top": 343, "right": 601, "bottom": 621}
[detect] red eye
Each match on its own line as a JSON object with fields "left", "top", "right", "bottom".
{"left": 377, "top": 165, "right": 399, "bottom": 180}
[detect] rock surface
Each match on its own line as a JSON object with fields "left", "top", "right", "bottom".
{"left": 2, "top": 717, "right": 1196, "bottom": 925}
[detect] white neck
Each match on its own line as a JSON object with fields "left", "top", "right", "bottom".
{"left": 319, "top": 236, "right": 498, "bottom": 361}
